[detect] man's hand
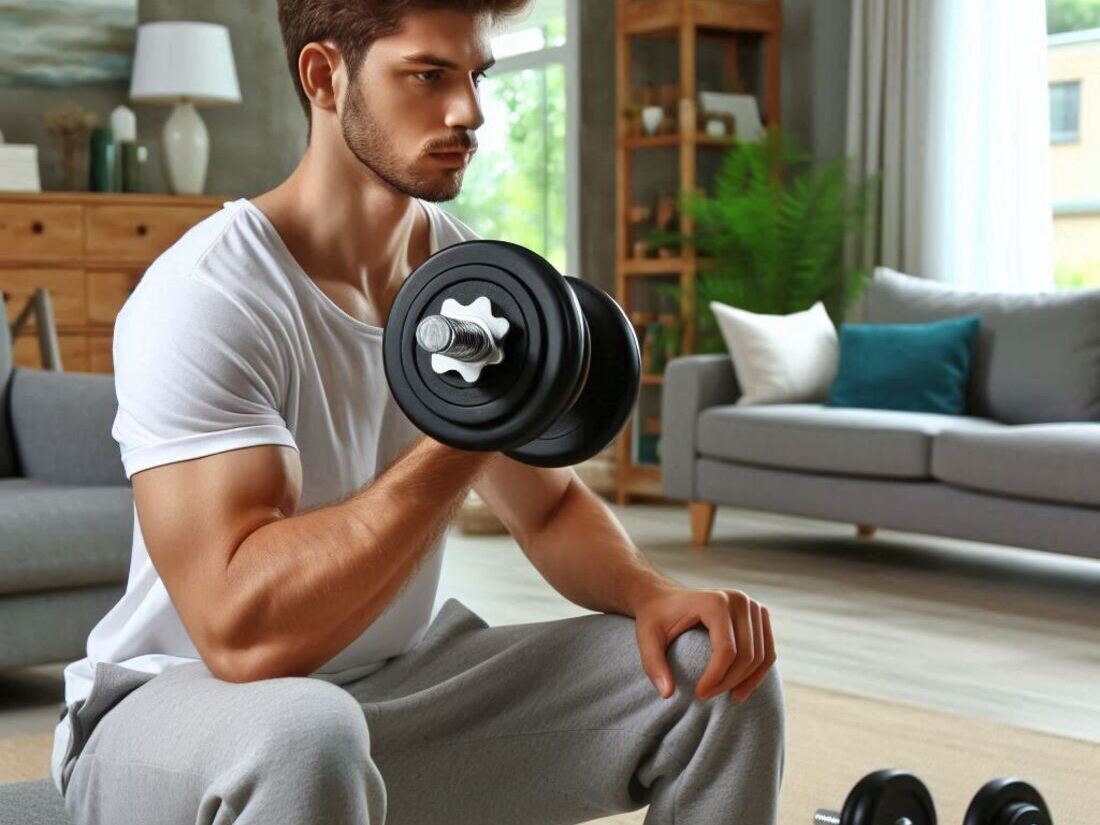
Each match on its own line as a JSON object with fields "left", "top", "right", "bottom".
{"left": 634, "top": 586, "right": 777, "bottom": 703}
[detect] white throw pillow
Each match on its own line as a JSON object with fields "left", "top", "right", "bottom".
{"left": 710, "top": 300, "right": 839, "bottom": 405}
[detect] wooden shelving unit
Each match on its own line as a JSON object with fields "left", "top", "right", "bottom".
{"left": 614, "top": 0, "right": 782, "bottom": 503}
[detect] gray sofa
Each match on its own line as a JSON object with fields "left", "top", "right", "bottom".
{"left": 1, "top": 299, "right": 131, "bottom": 822}
{"left": 661, "top": 269, "right": 1100, "bottom": 559}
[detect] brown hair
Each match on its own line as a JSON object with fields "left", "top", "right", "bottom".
{"left": 277, "top": 0, "right": 531, "bottom": 127}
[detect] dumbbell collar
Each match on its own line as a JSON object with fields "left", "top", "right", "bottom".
{"left": 424, "top": 296, "right": 510, "bottom": 382}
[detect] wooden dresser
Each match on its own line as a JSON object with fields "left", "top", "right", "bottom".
{"left": 0, "top": 192, "right": 224, "bottom": 373}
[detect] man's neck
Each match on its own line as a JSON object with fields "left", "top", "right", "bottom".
{"left": 250, "top": 149, "right": 432, "bottom": 326}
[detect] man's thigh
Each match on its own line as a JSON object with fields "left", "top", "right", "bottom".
{"left": 343, "top": 598, "right": 778, "bottom": 825}
{"left": 64, "top": 660, "right": 378, "bottom": 825}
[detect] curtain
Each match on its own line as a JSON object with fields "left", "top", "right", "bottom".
{"left": 846, "top": 0, "right": 1054, "bottom": 292}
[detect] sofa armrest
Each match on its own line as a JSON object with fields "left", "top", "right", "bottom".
{"left": 9, "top": 368, "right": 127, "bottom": 486}
{"left": 660, "top": 355, "right": 741, "bottom": 500}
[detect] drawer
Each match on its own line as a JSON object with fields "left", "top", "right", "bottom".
{"left": 87, "top": 269, "right": 142, "bottom": 326}
{"left": 88, "top": 332, "right": 115, "bottom": 373}
{"left": 0, "top": 203, "right": 83, "bottom": 261}
{"left": 85, "top": 204, "right": 214, "bottom": 262}
{"left": 13, "top": 332, "right": 90, "bottom": 372}
{"left": 0, "top": 268, "right": 87, "bottom": 329}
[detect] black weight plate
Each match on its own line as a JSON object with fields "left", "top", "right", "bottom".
{"left": 508, "top": 278, "right": 641, "bottom": 468}
{"left": 841, "top": 769, "right": 936, "bottom": 825}
{"left": 383, "top": 240, "right": 587, "bottom": 452}
{"left": 963, "top": 778, "right": 1051, "bottom": 825}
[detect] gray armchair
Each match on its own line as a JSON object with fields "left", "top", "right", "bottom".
{"left": 0, "top": 295, "right": 132, "bottom": 820}
{"left": 1, "top": 295, "right": 133, "bottom": 672}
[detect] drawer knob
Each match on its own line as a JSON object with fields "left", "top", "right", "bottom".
{"left": 136, "top": 223, "right": 149, "bottom": 236}
{"left": 31, "top": 220, "right": 44, "bottom": 234}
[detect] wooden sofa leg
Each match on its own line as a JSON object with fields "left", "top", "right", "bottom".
{"left": 856, "top": 524, "right": 877, "bottom": 540}
{"left": 689, "top": 501, "right": 717, "bottom": 546}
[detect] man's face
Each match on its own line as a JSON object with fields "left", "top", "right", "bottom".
{"left": 339, "top": 8, "right": 494, "bottom": 202}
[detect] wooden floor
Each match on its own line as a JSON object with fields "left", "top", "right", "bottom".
{"left": 2, "top": 503, "right": 1099, "bottom": 745}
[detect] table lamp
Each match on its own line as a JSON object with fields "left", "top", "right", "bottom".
{"left": 129, "top": 21, "right": 241, "bottom": 195}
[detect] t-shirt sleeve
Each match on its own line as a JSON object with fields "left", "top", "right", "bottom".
{"left": 111, "top": 272, "right": 298, "bottom": 480}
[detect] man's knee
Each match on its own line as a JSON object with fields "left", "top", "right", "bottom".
{"left": 251, "top": 677, "right": 372, "bottom": 770}
{"left": 666, "top": 627, "right": 784, "bottom": 713}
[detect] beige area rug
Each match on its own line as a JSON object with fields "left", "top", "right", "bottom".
{"left": 2, "top": 681, "right": 1094, "bottom": 824}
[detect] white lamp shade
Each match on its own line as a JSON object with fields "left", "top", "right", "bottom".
{"left": 130, "top": 22, "right": 242, "bottom": 106}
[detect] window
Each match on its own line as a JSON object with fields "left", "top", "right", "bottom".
{"left": 1050, "top": 80, "right": 1081, "bottom": 143}
{"left": 1046, "top": 1, "right": 1100, "bottom": 287}
{"left": 442, "top": 0, "right": 578, "bottom": 276}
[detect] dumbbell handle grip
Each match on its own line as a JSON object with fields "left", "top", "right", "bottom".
{"left": 416, "top": 315, "right": 495, "bottom": 362}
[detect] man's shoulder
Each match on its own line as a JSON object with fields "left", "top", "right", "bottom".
{"left": 124, "top": 201, "right": 290, "bottom": 328}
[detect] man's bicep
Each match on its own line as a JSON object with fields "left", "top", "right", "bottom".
{"left": 132, "top": 444, "right": 303, "bottom": 666}
{"left": 473, "top": 457, "right": 574, "bottom": 547}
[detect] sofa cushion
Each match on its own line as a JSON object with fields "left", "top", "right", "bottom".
{"left": 828, "top": 316, "right": 981, "bottom": 415}
{"left": 0, "top": 478, "right": 133, "bottom": 596}
{"left": 10, "top": 368, "right": 126, "bottom": 486}
{"left": 710, "top": 300, "right": 838, "bottom": 405}
{"left": 932, "top": 424, "right": 1100, "bottom": 507}
{"left": 864, "top": 267, "right": 1100, "bottom": 424}
{"left": 697, "top": 403, "right": 1002, "bottom": 479}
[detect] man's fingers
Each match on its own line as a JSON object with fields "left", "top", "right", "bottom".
{"left": 635, "top": 619, "right": 675, "bottom": 698}
{"left": 695, "top": 597, "right": 739, "bottom": 698}
{"left": 731, "top": 605, "right": 778, "bottom": 702}
{"left": 698, "top": 594, "right": 756, "bottom": 699}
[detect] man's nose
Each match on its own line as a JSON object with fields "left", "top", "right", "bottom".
{"left": 445, "top": 78, "right": 485, "bottom": 132}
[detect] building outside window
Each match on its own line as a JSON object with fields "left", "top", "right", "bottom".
{"left": 1047, "top": 1, "right": 1100, "bottom": 287}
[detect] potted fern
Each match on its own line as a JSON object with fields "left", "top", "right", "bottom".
{"left": 645, "top": 125, "right": 880, "bottom": 353}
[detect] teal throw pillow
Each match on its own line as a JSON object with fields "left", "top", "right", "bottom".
{"left": 827, "top": 316, "right": 982, "bottom": 415}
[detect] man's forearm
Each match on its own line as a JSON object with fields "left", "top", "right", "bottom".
{"left": 218, "top": 436, "right": 491, "bottom": 682}
{"left": 523, "top": 478, "right": 681, "bottom": 617}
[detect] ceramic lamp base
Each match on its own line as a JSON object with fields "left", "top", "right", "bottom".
{"left": 163, "top": 100, "right": 209, "bottom": 195}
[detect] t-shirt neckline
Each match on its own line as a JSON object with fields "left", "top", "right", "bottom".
{"left": 234, "top": 196, "right": 438, "bottom": 337}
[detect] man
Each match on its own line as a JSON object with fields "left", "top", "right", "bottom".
{"left": 52, "top": 2, "right": 783, "bottom": 823}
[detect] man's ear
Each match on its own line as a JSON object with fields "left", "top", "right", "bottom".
{"left": 299, "top": 41, "right": 344, "bottom": 117}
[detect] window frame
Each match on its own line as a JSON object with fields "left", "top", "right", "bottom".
{"left": 482, "top": 0, "right": 579, "bottom": 276}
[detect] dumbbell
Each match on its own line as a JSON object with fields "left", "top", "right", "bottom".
{"left": 383, "top": 239, "right": 641, "bottom": 467}
{"left": 963, "top": 778, "right": 1052, "bottom": 825}
{"left": 814, "top": 769, "right": 937, "bottom": 825}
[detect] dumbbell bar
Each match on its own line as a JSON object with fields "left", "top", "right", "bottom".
{"left": 814, "top": 770, "right": 1053, "bottom": 825}
{"left": 383, "top": 240, "right": 641, "bottom": 468}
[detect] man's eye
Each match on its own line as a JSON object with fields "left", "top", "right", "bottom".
{"left": 415, "top": 70, "right": 442, "bottom": 84}
{"left": 474, "top": 71, "right": 488, "bottom": 87}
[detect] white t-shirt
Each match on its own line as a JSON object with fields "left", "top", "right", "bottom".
{"left": 51, "top": 197, "right": 480, "bottom": 793}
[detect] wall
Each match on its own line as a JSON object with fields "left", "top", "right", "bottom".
{"left": 0, "top": 0, "right": 303, "bottom": 196}
{"left": 138, "top": 0, "right": 305, "bottom": 198}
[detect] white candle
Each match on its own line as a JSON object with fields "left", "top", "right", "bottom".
{"left": 110, "top": 105, "right": 137, "bottom": 142}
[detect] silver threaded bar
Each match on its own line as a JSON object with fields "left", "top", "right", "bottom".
{"left": 415, "top": 315, "right": 495, "bottom": 362}
{"left": 814, "top": 812, "right": 914, "bottom": 825}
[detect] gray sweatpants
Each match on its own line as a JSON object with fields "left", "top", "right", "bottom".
{"left": 58, "top": 597, "right": 785, "bottom": 824}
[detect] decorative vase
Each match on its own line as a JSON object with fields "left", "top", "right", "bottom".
{"left": 642, "top": 106, "right": 664, "bottom": 136}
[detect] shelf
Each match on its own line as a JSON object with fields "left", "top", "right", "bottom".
{"left": 619, "top": 0, "right": 782, "bottom": 38}
{"left": 621, "top": 133, "right": 736, "bottom": 150}
{"left": 617, "top": 463, "right": 665, "bottom": 502}
{"left": 619, "top": 256, "right": 716, "bottom": 275}
{"left": 614, "top": 0, "right": 781, "bottom": 506}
